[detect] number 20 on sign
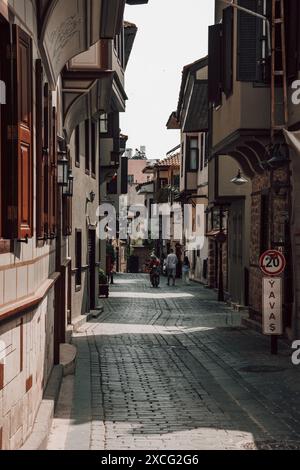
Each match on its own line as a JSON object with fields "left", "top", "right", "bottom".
{"left": 259, "top": 250, "right": 286, "bottom": 337}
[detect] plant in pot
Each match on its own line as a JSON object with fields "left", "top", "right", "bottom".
{"left": 99, "top": 269, "right": 109, "bottom": 298}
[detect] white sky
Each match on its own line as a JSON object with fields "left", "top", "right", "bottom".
{"left": 120, "top": 0, "right": 215, "bottom": 160}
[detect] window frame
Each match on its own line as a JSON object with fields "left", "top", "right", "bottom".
{"left": 91, "top": 120, "right": 96, "bottom": 178}
{"left": 75, "top": 125, "right": 80, "bottom": 168}
{"left": 186, "top": 136, "right": 199, "bottom": 172}
{"left": 85, "top": 119, "right": 90, "bottom": 175}
{"left": 75, "top": 229, "right": 82, "bottom": 290}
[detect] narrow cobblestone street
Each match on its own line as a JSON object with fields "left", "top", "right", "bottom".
{"left": 47, "top": 274, "right": 300, "bottom": 450}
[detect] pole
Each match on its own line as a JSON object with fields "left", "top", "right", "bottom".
{"left": 218, "top": 207, "right": 225, "bottom": 302}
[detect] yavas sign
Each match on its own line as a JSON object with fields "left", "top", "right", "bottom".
{"left": 262, "top": 278, "right": 283, "bottom": 335}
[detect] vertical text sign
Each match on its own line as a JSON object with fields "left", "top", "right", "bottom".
{"left": 263, "top": 278, "right": 283, "bottom": 335}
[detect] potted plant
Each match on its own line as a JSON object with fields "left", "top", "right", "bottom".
{"left": 99, "top": 269, "right": 109, "bottom": 298}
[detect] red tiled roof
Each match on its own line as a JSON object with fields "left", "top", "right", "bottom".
{"left": 157, "top": 153, "right": 180, "bottom": 168}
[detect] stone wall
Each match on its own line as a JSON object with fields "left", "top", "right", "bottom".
{"left": 249, "top": 169, "right": 290, "bottom": 321}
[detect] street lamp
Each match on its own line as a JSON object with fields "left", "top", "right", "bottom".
{"left": 267, "top": 143, "right": 290, "bottom": 168}
{"left": 63, "top": 170, "right": 74, "bottom": 197}
{"left": 230, "top": 169, "right": 248, "bottom": 186}
{"left": 57, "top": 143, "right": 69, "bottom": 187}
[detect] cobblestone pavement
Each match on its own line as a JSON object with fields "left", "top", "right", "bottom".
{"left": 48, "top": 274, "right": 300, "bottom": 450}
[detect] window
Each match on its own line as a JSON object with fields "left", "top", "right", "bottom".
{"left": 173, "top": 174, "right": 180, "bottom": 188}
{"left": 285, "top": 0, "right": 300, "bottom": 81}
{"left": 237, "top": 0, "right": 269, "bottom": 83}
{"left": 91, "top": 120, "right": 96, "bottom": 177}
{"left": 121, "top": 157, "right": 128, "bottom": 194}
{"left": 200, "top": 134, "right": 204, "bottom": 171}
{"left": 204, "top": 133, "right": 209, "bottom": 167}
{"left": 114, "top": 27, "right": 124, "bottom": 67}
{"left": 128, "top": 175, "right": 134, "bottom": 184}
{"left": 107, "top": 174, "right": 118, "bottom": 195}
{"left": 75, "top": 125, "right": 80, "bottom": 167}
{"left": 75, "top": 230, "right": 82, "bottom": 288}
{"left": 1, "top": 25, "right": 33, "bottom": 241}
{"left": 187, "top": 137, "right": 199, "bottom": 171}
{"left": 159, "top": 178, "right": 168, "bottom": 189}
{"left": 100, "top": 113, "right": 108, "bottom": 134}
{"left": 85, "top": 119, "right": 90, "bottom": 174}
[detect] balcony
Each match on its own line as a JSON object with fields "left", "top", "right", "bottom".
{"left": 209, "top": 4, "right": 272, "bottom": 176}
{"left": 62, "top": 40, "right": 114, "bottom": 140}
{"left": 37, "top": 0, "right": 126, "bottom": 87}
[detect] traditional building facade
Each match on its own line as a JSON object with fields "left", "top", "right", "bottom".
{"left": 0, "top": 0, "right": 148, "bottom": 450}
{"left": 207, "top": 0, "right": 300, "bottom": 335}
{"left": 167, "top": 58, "right": 209, "bottom": 284}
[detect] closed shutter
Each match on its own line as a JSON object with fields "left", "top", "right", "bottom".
{"left": 222, "top": 6, "right": 234, "bottom": 97}
{"left": 36, "top": 59, "right": 45, "bottom": 239}
{"left": 12, "top": 25, "right": 33, "bottom": 240}
{"left": 91, "top": 120, "right": 96, "bottom": 177}
{"left": 237, "top": 0, "right": 263, "bottom": 82}
{"left": 85, "top": 119, "right": 90, "bottom": 173}
{"left": 50, "top": 106, "right": 57, "bottom": 236}
{"left": 121, "top": 156, "right": 128, "bottom": 194}
{"left": 208, "top": 24, "right": 222, "bottom": 107}
{"left": 43, "top": 83, "right": 50, "bottom": 236}
{"left": 0, "top": 19, "right": 11, "bottom": 238}
{"left": 285, "top": 0, "right": 300, "bottom": 81}
{"left": 62, "top": 196, "right": 72, "bottom": 236}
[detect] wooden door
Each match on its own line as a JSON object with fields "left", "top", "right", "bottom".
{"left": 88, "top": 230, "right": 96, "bottom": 310}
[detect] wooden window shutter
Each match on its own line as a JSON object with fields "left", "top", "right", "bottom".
{"left": 43, "top": 83, "right": 50, "bottom": 236}
{"left": 237, "top": 0, "right": 263, "bottom": 82}
{"left": 208, "top": 24, "right": 222, "bottom": 107}
{"left": 11, "top": 25, "right": 33, "bottom": 240}
{"left": 91, "top": 120, "right": 96, "bottom": 177}
{"left": 62, "top": 196, "right": 72, "bottom": 237}
{"left": 285, "top": 0, "right": 300, "bottom": 81}
{"left": 0, "top": 19, "right": 10, "bottom": 238}
{"left": 222, "top": 6, "right": 234, "bottom": 97}
{"left": 75, "top": 125, "right": 80, "bottom": 167}
{"left": 50, "top": 106, "right": 57, "bottom": 236}
{"left": 36, "top": 59, "right": 45, "bottom": 238}
{"left": 121, "top": 156, "right": 128, "bottom": 194}
{"left": 85, "top": 119, "right": 90, "bottom": 173}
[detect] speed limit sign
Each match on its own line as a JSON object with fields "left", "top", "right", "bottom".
{"left": 259, "top": 250, "right": 286, "bottom": 276}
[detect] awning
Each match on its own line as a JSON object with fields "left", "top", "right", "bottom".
{"left": 183, "top": 81, "right": 208, "bottom": 133}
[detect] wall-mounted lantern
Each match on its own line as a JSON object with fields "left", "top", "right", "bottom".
{"left": 267, "top": 143, "right": 290, "bottom": 168}
{"left": 230, "top": 169, "right": 248, "bottom": 186}
{"left": 57, "top": 139, "right": 69, "bottom": 187}
{"left": 63, "top": 170, "right": 74, "bottom": 197}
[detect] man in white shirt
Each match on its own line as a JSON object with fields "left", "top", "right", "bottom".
{"left": 166, "top": 249, "right": 178, "bottom": 286}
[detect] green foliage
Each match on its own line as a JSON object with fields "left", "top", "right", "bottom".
{"left": 99, "top": 269, "right": 108, "bottom": 285}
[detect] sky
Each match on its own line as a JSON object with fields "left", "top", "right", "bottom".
{"left": 120, "top": 0, "right": 215, "bottom": 160}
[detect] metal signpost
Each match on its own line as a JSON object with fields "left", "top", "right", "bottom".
{"left": 259, "top": 250, "right": 286, "bottom": 354}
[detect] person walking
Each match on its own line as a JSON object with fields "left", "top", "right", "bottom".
{"left": 182, "top": 256, "right": 191, "bottom": 285}
{"left": 166, "top": 249, "right": 178, "bottom": 286}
